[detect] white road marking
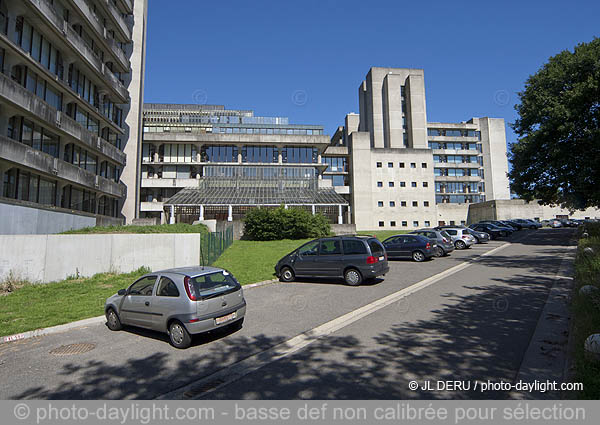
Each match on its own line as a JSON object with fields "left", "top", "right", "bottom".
{"left": 157, "top": 241, "right": 512, "bottom": 400}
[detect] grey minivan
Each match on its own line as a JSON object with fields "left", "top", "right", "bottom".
{"left": 105, "top": 266, "right": 246, "bottom": 349}
{"left": 275, "top": 236, "right": 389, "bottom": 286}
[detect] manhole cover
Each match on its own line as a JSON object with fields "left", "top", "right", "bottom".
{"left": 49, "top": 343, "right": 96, "bottom": 356}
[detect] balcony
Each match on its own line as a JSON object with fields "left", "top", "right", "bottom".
{"left": 434, "top": 162, "right": 480, "bottom": 169}
{"left": 69, "top": 0, "right": 130, "bottom": 70}
{"left": 0, "top": 135, "right": 125, "bottom": 198}
{"left": 24, "top": 0, "right": 129, "bottom": 102}
{"left": 434, "top": 175, "right": 482, "bottom": 183}
{"left": 117, "top": 0, "right": 134, "bottom": 14}
{"left": 141, "top": 178, "right": 201, "bottom": 188}
{"left": 97, "top": 0, "right": 132, "bottom": 41}
{"left": 0, "top": 72, "right": 126, "bottom": 165}
{"left": 432, "top": 149, "right": 480, "bottom": 156}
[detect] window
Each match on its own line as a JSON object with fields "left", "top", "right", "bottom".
{"left": 389, "top": 201, "right": 395, "bottom": 207}
{"left": 450, "top": 221, "right": 456, "bottom": 225}
{"left": 423, "top": 182, "right": 428, "bottom": 187}
{"left": 422, "top": 163, "right": 427, "bottom": 168}
{"left": 400, "top": 182, "right": 406, "bottom": 187}
{"left": 401, "top": 201, "right": 407, "bottom": 207}
{"left": 424, "top": 201, "right": 429, "bottom": 207}
{"left": 377, "top": 181, "right": 383, "bottom": 187}
{"left": 320, "top": 239, "right": 341, "bottom": 255}
{"left": 390, "top": 221, "right": 396, "bottom": 227}
{"left": 156, "top": 277, "right": 180, "bottom": 297}
{"left": 424, "top": 221, "right": 430, "bottom": 227}
{"left": 413, "top": 221, "right": 419, "bottom": 227}
{"left": 376, "top": 162, "right": 382, "bottom": 168}
{"left": 402, "top": 221, "right": 407, "bottom": 227}
{"left": 411, "top": 182, "right": 417, "bottom": 187}
{"left": 378, "top": 201, "right": 384, "bottom": 207}
{"left": 378, "top": 221, "right": 384, "bottom": 227}
{"left": 389, "top": 182, "right": 394, "bottom": 188}
{"left": 410, "top": 163, "right": 416, "bottom": 168}
{"left": 388, "top": 162, "right": 393, "bottom": 168}
{"left": 343, "top": 240, "right": 367, "bottom": 255}
{"left": 128, "top": 276, "right": 157, "bottom": 296}
{"left": 192, "top": 271, "right": 240, "bottom": 298}
{"left": 412, "top": 201, "right": 418, "bottom": 207}
{"left": 298, "top": 240, "right": 319, "bottom": 256}
{"left": 368, "top": 240, "right": 384, "bottom": 256}
{"left": 399, "top": 162, "right": 405, "bottom": 168}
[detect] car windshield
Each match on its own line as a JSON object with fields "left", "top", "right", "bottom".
{"left": 191, "top": 271, "right": 240, "bottom": 299}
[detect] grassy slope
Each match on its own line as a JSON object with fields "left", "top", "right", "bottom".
{"left": 61, "top": 223, "right": 208, "bottom": 234}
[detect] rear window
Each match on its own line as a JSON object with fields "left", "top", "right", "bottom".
{"left": 191, "top": 271, "right": 240, "bottom": 299}
{"left": 343, "top": 239, "right": 368, "bottom": 255}
{"left": 461, "top": 230, "right": 470, "bottom": 235}
{"left": 440, "top": 231, "right": 451, "bottom": 239}
{"left": 368, "top": 239, "right": 384, "bottom": 256}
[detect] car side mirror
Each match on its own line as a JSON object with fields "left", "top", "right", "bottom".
{"left": 118, "top": 289, "right": 126, "bottom": 296}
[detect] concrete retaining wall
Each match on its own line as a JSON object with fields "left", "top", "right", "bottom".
{"left": 0, "top": 201, "right": 96, "bottom": 235}
{"left": 467, "top": 199, "right": 600, "bottom": 223}
{"left": 0, "top": 234, "right": 201, "bottom": 283}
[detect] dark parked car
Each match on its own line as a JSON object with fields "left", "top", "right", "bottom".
{"left": 480, "top": 220, "right": 517, "bottom": 233}
{"left": 275, "top": 236, "right": 389, "bottom": 286}
{"left": 512, "top": 218, "right": 542, "bottom": 229}
{"left": 500, "top": 220, "right": 523, "bottom": 230}
{"left": 466, "top": 228, "right": 490, "bottom": 243}
{"left": 382, "top": 234, "right": 435, "bottom": 262}
{"left": 410, "top": 229, "right": 455, "bottom": 257}
{"left": 469, "top": 223, "right": 508, "bottom": 239}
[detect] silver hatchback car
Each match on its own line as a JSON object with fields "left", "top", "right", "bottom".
{"left": 105, "top": 266, "right": 246, "bottom": 349}
{"left": 439, "top": 227, "right": 476, "bottom": 249}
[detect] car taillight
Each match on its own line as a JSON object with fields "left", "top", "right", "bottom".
{"left": 425, "top": 242, "right": 431, "bottom": 249}
{"left": 462, "top": 235, "right": 469, "bottom": 239}
{"left": 183, "top": 276, "right": 198, "bottom": 301}
{"left": 443, "top": 238, "right": 449, "bottom": 243}
{"left": 366, "top": 256, "right": 379, "bottom": 264}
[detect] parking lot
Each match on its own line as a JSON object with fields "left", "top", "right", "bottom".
{"left": 0, "top": 228, "right": 576, "bottom": 399}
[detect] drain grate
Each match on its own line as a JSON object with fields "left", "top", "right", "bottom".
{"left": 183, "top": 379, "right": 225, "bottom": 399}
{"left": 49, "top": 343, "right": 96, "bottom": 356}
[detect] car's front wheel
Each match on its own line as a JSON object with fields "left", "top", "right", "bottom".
{"left": 344, "top": 268, "right": 362, "bottom": 286}
{"left": 455, "top": 240, "right": 467, "bottom": 250}
{"left": 280, "top": 266, "right": 295, "bottom": 282}
{"left": 169, "top": 320, "right": 192, "bottom": 349}
{"left": 412, "top": 250, "right": 426, "bottom": 262}
{"left": 106, "top": 308, "right": 122, "bottom": 331}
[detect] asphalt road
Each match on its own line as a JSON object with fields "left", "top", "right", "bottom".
{"left": 0, "top": 228, "right": 575, "bottom": 400}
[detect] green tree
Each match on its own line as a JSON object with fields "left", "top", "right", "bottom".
{"left": 509, "top": 38, "right": 600, "bottom": 210}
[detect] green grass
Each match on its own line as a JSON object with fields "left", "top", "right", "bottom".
{"left": 0, "top": 267, "right": 150, "bottom": 337}
{"left": 570, "top": 223, "right": 600, "bottom": 398}
{"left": 213, "top": 239, "right": 311, "bottom": 285}
{"left": 61, "top": 223, "right": 209, "bottom": 234}
{"left": 360, "top": 230, "right": 409, "bottom": 240}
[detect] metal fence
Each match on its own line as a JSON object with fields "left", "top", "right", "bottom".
{"left": 200, "top": 225, "right": 234, "bottom": 265}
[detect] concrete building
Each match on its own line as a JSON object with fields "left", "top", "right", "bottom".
{"left": 0, "top": 0, "right": 147, "bottom": 233}
{"left": 139, "top": 103, "right": 348, "bottom": 226}
{"left": 325, "top": 67, "right": 512, "bottom": 230}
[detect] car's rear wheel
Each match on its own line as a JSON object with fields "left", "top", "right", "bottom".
{"left": 280, "top": 266, "right": 295, "bottom": 282}
{"left": 106, "top": 308, "right": 122, "bottom": 331}
{"left": 455, "top": 240, "right": 467, "bottom": 250}
{"left": 433, "top": 246, "right": 444, "bottom": 257}
{"left": 344, "top": 268, "right": 362, "bottom": 286}
{"left": 412, "top": 250, "right": 426, "bottom": 262}
{"left": 169, "top": 320, "right": 192, "bottom": 349}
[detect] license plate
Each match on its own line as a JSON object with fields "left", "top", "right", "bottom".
{"left": 215, "top": 311, "right": 237, "bottom": 325}
{"left": 379, "top": 256, "right": 384, "bottom": 261}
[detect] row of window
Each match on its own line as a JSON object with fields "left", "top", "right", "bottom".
{"left": 429, "top": 142, "right": 480, "bottom": 151}
{"left": 3, "top": 168, "right": 57, "bottom": 206}
{"left": 15, "top": 17, "right": 64, "bottom": 80}
{"left": 427, "top": 129, "right": 481, "bottom": 138}
{"left": 143, "top": 165, "right": 318, "bottom": 180}
{"left": 12, "top": 65, "right": 63, "bottom": 111}
{"left": 377, "top": 181, "right": 428, "bottom": 188}
{"left": 379, "top": 220, "right": 431, "bottom": 228}
{"left": 376, "top": 161, "right": 427, "bottom": 169}
{"left": 63, "top": 144, "right": 121, "bottom": 182}
{"left": 434, "top": 168, "right": 481, "bottom": 177}
{"left": 377, "top": 200, "right": 430, "bottom": 208}
{"left": 435, "top": 182, "right": 482, "bottom": 194}
{"left": 322, "top": 174, "right": 348, "bottom": 186}
{"left": 433, "top": 155, "right": 482, "bottom": 164}
{"left": 145, "top": 114, "right": 289, "bottom": 125}
{"left": 143, "top": 126, "right": 323, "bottom": 135}
{"left": 436, "top": 194, "right": 485, "bottom": 204}
{"left": 322, "top": 156, "right": 347, "bottom": 172}
{"left": 7, "top": 116, "right": 60, "bottom": 158}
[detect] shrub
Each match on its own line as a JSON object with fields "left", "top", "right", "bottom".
{"left": 243, "top": 206, "right": 330, "bottom": 240}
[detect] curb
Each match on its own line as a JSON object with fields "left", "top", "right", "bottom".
{"left": 0, "top": 277, "right": 281, "bottom": 345}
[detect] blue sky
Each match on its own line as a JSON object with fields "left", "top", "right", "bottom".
{"left": 143, "top": 0, "right": 599, "bottom": 150}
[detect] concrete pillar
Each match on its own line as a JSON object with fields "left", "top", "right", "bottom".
{"left": 169, "top": 205, "right": 175, "bottom": 224}
{"left": 199, "top": 204, "right": 204, "bottom": 221}
{"left": 347, "top": 205, "right": 352, "bottom": 224}
{"left": 237, "top": 145, "right": 243, "bottom": 164}
{"left": 153, "top": 143, "right": 160, "bottom": 162}
{"left": 311, "top": 204, "right": 315, "bottom": 215}
{"left": 278, "top": 147, "right": 283, "bottom": 164}
{"left": 227, "top": 205, "right": 232, "bottom": 222}
{"left": 160, "top": 211, "right": 166, "bottom": 224}
{"left": 338, "top": 205, "right": 343, "bottom": 224}
{"left": 284, "top": 204, "right": 288, "bottom": 209}
{"left": 196, "top": 144, "right": 202, "bottom": 162}
{"left": 317, "top": 153, "right": 322, "bottom": 163}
